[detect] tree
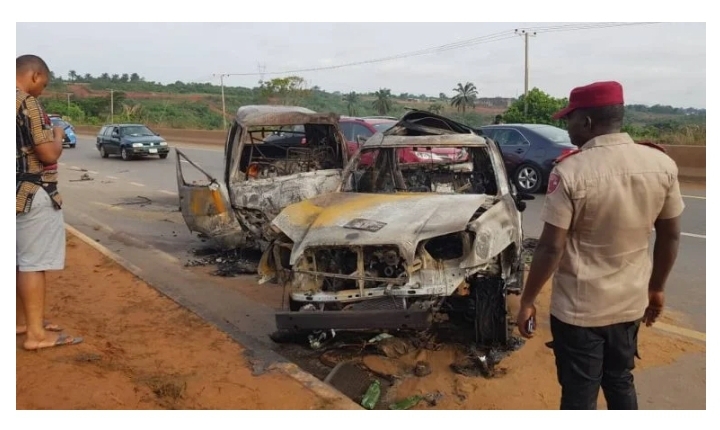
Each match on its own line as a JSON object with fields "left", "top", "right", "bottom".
{"left": 130, "top": 73, "right": 141, "bottom": 82}
{"left": 450, "top": 82, "right": 478, "bottom": 113}
{"left": 258, "top": 76, "right": 310, "bottom": 105}
{"left": 68, "top": 70, "right": 77, "bottom": 81}
{"left": 439, "top": 92, "right": 447, "bottom": 101}
{"left": 100, "top": 73, "right": 110, "bottom": 80}
{"left": 83, "top": 73, "right": 93, "bottom": 81}
{"left": 428, "top": 103, "right": 444, "bottom": 114}
{"left": 502, "top": 87, "right": 568, "bottom": 126}
{"left": 372, "top": 89, "right": 392, "bottom": 115}
{"left": 111, "top": 74, "right": 120, "bottom": 82}
{"left": 121, "top": 73, "right": 130, "bottom": 83}
{"left": 343, "top": 92, "right": 360, "bottom": 116}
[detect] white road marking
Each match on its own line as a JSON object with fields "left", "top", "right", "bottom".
{"left": 106, "top": 176, "right": 118, "bottom": 180}
{"left": 59, "top": 162, "right": 66, "bottom": 166}
{"left": 681, "top": 232, "right": 705, "bottom": 239}
{"left": 682, "top": 195, "right": 705, "bottom": 200}
{"left": 130, "top": 182, "right": 145, "bottom": 187}
{"left": 70, "top": 166, "right": 81, "bottom": 170}
{"left": 88, "top": 170, "right": 99, "bottom": 174}
{"left": 159, "top": 190, "right": 177, "bottom": 196}
{"left": 652, "top": 322, "right": 706, "bottom": 342}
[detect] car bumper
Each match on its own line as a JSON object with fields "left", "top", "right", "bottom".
{"left": 275, "top": 309, "right": 433, "bottom": 331}
{"left": 128, "top": 147, "right": 170, "bottom": 156}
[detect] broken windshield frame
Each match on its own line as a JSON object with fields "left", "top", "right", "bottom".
{"left": 340, "top": 145, "right": 499, "bottom": 196}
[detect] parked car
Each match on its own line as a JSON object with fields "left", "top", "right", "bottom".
{"left": 175, "top": 105, "right": 349, "bottom": 251}
{"left": 49, "top": 116, "right": 77, "bottom": 149}
{"left": 96, "top": 123, "right": 169, "bottom": 160}
{"left": 263, "top": 124, "right": 307, "bottom": 147}
{"left": 260, "top": 110, "right": 532, "bottom": 347}
{"left": 340, "top": 115, "right": 468, "bottom": 166}
{"left": 477, "top": 124, "right": 577, "bottom": 194}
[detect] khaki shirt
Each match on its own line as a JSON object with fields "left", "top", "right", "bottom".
{"left": 541, "top": 132, "right": 685, "bottom": 327}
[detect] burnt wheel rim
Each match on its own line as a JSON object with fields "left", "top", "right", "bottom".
{"left": 517, "top": 167, "right": 538, "bottom": 190}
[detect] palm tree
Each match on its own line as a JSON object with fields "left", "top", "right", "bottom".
{"left": 372, "top": 89, "right": 392, "bottom": 115}
{"left": 343, "top": 92, "right": 360, "bottom": 116}
{"left": 68, "top": 70, "right": 77, "bottom": 82}
{"left": 450, "top": 82, "right": 478, "bottom": 113}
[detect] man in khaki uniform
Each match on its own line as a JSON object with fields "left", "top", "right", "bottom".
{"left": 515, "top": 81, "right": 684, "bottom": 409}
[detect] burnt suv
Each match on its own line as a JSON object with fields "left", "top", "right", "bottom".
{"left": 176, "top": 105, "right": 349, "bottom": 251}
{"left": 260, "top": 110, "right": 532, "bottom": 347}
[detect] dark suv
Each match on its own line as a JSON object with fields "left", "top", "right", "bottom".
{"left": 96, "top": 123, "right": 170, "bottom": 160}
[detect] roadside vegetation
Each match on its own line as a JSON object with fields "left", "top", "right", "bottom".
{"left": 42, "top": 71, "right": 706, "bottom": 145}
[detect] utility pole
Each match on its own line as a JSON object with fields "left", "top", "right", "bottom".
{"left": 65, "top": 93, "right": 72, "bottom": 111}
{"left": 213, "top": 73, "right": 229, "bottom": 130}
{"left": 515, "top": 29, "right": 537, "bottom": 118}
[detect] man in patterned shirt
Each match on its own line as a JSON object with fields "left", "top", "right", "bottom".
{"left": 16, "top": 54, "right": 82, "bottom": 350}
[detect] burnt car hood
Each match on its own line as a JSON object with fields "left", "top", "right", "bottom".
{"left": 271, "top": 192, "right": 490, "bottom": 265}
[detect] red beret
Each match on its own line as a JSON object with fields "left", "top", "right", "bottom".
{"left": 552, "top": 81, "right": 624, "bottom": 120}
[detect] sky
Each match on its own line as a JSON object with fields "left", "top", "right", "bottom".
{"left": 16, "top": 22, "right": 706, "bottom": 109}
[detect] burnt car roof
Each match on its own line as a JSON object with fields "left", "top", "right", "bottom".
{"left": 362, "top": 109, "right": 490, "bottom": 149}
{"left": 235, "top": 105, "right": 339, "bottom": 126}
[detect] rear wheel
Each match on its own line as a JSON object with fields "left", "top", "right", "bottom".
{"left": 99, "top": 145, "right": 109, "bottom": 158}
{"left": 514, "top": 164, "right": 543, "bottom": 194}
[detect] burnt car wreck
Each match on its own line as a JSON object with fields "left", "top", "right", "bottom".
{"left": 260, "top": 110, "right": 531, "bottom": 347}
{"left": 176, "top": 105, "right": 348, "bottom": 251}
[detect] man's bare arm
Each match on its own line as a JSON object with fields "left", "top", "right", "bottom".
{"left": 520, "top": 222, "right": 569, "bottom": 306}
{"left": 649, "top": 216, "right": 681, "bottom": 292}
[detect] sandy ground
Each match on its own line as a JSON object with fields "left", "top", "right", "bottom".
{"left": 16, "top": 233, "right": 704, "bottom": 410}
{"left": 16, "top": 233, "right": 343, "bottom": 410}
{"left": 189, "top": 264, "right": 704, "bottom": 410}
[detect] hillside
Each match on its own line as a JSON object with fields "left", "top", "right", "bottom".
{"left": 40, "top": 73, "right": 706, "bottom": 145}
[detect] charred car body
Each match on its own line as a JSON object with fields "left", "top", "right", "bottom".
{"left": 176, "top": 105, "right": 348, "bottom": 251}
{"left": 260, "top": 110, "right": 530, "bottom": 347}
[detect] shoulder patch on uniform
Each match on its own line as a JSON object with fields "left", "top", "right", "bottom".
{"left": 547, "top": 172, "right": 562, "bottom": 194}
{"left": 554, "top": 149, "right": 581, "bottom": 164}
{"left": 636, "top": 141, "right": 667, "bottom": 153}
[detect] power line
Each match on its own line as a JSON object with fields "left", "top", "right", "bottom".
{"left": 219, "top": 22, "right": 662, "bottom": 78}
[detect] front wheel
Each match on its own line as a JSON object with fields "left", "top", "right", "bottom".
{"left": 69, "top": 144, "right": 76, "bottom": 149}
{"left": 159, "top": 153, "right": 168, "bottom": 159}
{"left": 121, "top": 147, "right": 132, "bottom": 161}
{"left": 514, "top": 164, "right": 543, "bottom": 194}
{"left": 471, "top": 277, "right": 510, "bottom": 347}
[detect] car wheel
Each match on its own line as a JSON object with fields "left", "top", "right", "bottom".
{"left": 69, "top": 144, "right": 76, "bottom": 149}
{"left": 159, "top": 153, "right": 168, "bottom": 159}
{"left": 514, "top": 164, "right": 542, "bottom": 194}
{"left": 121, "top": 147, "right": 132, "bottom": 161}
{"left": 99, "top": 145, "right": 109, "bottom": 158}
{"left": 471, "top": 277, "right": 510, "bottom": 347}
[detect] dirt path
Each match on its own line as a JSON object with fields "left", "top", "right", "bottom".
{"left": 16, "top": 233, "right": 345, "bottom": 410}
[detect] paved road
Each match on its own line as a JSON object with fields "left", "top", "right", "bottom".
{"left": 61, "top": 136, "right": 707, "bottom": 331}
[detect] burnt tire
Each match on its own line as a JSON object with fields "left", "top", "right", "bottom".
{"left": 471, "top": 277, "right": 510, "bottom": 347}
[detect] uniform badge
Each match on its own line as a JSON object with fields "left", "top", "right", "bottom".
{"left": 547, "top": 173, "right": 561, "bottom": 194}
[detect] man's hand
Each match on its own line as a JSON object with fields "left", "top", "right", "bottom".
{"left": 53, "top": 126, "right": 65, "bottom": 140}
{"left": 516, "top": 302, "right": 537, "bottom": 338}
{"left": 642, "top": 291, "right": 665, "bottom": 327}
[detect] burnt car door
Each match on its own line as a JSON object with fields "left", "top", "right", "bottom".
{"left": 175, "top": 123, "right": 245, "bottom": 249}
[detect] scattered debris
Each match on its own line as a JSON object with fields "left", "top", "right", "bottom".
{"left": 68, "top": 167, "right": 88, "bottom": 172}
{"left": 69, "top": 173, "right": 93, "bottom": 182}
{"left": 308, "top": 329, "right": 336, "bottom": 350}
{"left": 184, "top": 247, "right": 260, "bottom": 276}
{"left": 389, "top": 394, "right": 423, "bottom": 410}
{"left": 360, "top": 380, "right": 381, "bottom": 410}
{"left": 375, "top": 336, "right": 415, "bottom": 358}
{"left": 414, "top": 360, "right": 432, "bottom": 377}
{"left": 424, "top": 391, "right": 444, "bottom": 407}
{"left": 362, "top": 355, "right": 405, "bottom": 380}
{"left": 112, "top": 196, "right": 152, "bottom": 207}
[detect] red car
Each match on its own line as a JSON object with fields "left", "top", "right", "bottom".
{"left": 339, "top": 116, "right": 467, "bottom": 166}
